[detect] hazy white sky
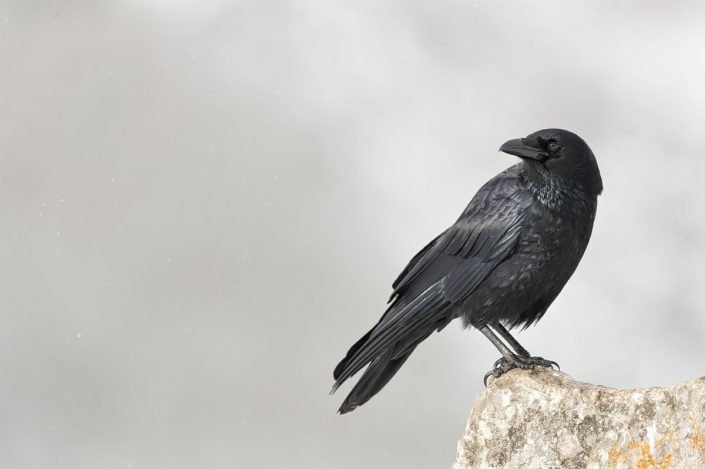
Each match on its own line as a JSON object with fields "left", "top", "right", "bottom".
{"left": 1, "top": 1, "right": 705, "bottom": 468}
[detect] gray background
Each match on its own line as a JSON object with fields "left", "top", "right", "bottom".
{"left": 1, "top": 1, "right": 704, "bottom": 468}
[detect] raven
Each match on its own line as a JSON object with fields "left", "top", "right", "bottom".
{"left": 332, "top": 129, "right": 603, "bottom": 414}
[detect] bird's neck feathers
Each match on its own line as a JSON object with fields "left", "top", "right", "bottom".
{"left": 521, "top": 163, "right": 598, "bottom": 213}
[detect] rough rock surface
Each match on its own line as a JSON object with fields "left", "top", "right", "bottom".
{"left": 453, "top": 369, "right": 705, "bottom": 469}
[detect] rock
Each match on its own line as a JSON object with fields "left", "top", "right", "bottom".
{"left": 453, "top": 369, "right": 705, "bottom": 469}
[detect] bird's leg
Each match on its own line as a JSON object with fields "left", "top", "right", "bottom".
{"left": 480, "top": 326, "right": 523, "bottom": 385}
{"left": 480, "top": 325, "right": 559, "bottom": 385}
{"left": 496, "top": 322, "right": 559, "bottom": 371}
{"left": 490, "top": 323, "right": 530, "bottom": 357}
{"left": 486, "top": 323, "right": 530, "bottom": 377}
{"left": 492, "top": 323, "right": 560, "bottom": 373}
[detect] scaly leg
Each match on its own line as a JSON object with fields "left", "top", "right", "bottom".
{"left": 480, "top": 324, "right": 559, "bottom": 385}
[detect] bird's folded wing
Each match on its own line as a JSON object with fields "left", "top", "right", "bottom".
{"left": 334, "top": 194, "right": 527, "bottom": 388}
{"left": 389, "top": 192, "right": 527, "bottom": 304}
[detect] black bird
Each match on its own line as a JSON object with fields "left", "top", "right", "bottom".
{"left": 332, "top": 128, "right": 603, "bottom": 414}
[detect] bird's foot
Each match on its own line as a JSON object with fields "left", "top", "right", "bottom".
{"left": 484, "top": 357, "right": 516, "bottom": 385}
{"left": 513, "top": 355, "right": 560, "bottom": 371}
{"left": 483, "top": 355, "right": 559, "bottom": 386}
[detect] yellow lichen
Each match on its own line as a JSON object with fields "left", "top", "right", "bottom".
{"left": 608, "top": 446, "right": 627, "bottom": 466}
{"left": 689, "top": 419, "right": 705, "bottom": 452}
{"left": 627, "top": 441, "right": 672, "bottom": 469}
{"left": 609, "top": 430, "right": 674, "bottom": 469}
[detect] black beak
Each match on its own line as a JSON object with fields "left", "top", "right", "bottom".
{"left": 499, "top": 138, "right": 546, "bottom": 161}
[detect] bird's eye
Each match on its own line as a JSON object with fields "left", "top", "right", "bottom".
{"left": 547, "top": 142, "right": 561, "bottom": 152}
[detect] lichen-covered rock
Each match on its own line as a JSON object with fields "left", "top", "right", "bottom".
{"left": 453, "top": 369, "right": 705, "bottom": 469}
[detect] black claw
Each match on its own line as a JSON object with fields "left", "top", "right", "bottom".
{"left": 484, "top": 368, "right": 504, "bottom": 386}
{"left": 484, "top": 357, "right": 517, "bottom": 385}
{"left": 521, "top": 356, "right": 559, "bottom": 371}
{"left": 484, "top": 355, "right": 559, "bottom": 385}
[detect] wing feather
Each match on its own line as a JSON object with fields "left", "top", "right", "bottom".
{"left": 333, "top": 175, "right": 530, "bottom": 394}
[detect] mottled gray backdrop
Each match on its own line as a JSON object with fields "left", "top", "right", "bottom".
{"left": 1, "top": 1, "right": 704, "bottom": 468}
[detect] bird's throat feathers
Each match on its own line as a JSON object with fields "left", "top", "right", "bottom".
{"left": 521, "top": 162, "right": 598, "bottom": 212}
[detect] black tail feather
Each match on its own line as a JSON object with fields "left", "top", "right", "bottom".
{"left": 337, "top": 348, "right": 414, "bottom": 414}
{"left": 331, "top": 283, "right": 451, "bottom": 411}
{"left": 333, "top": 328, "right": 373, "bottom": 381}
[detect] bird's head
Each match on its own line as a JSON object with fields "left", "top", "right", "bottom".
{"left": 500, "top": 129, "right": 603, "bottom": 197}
